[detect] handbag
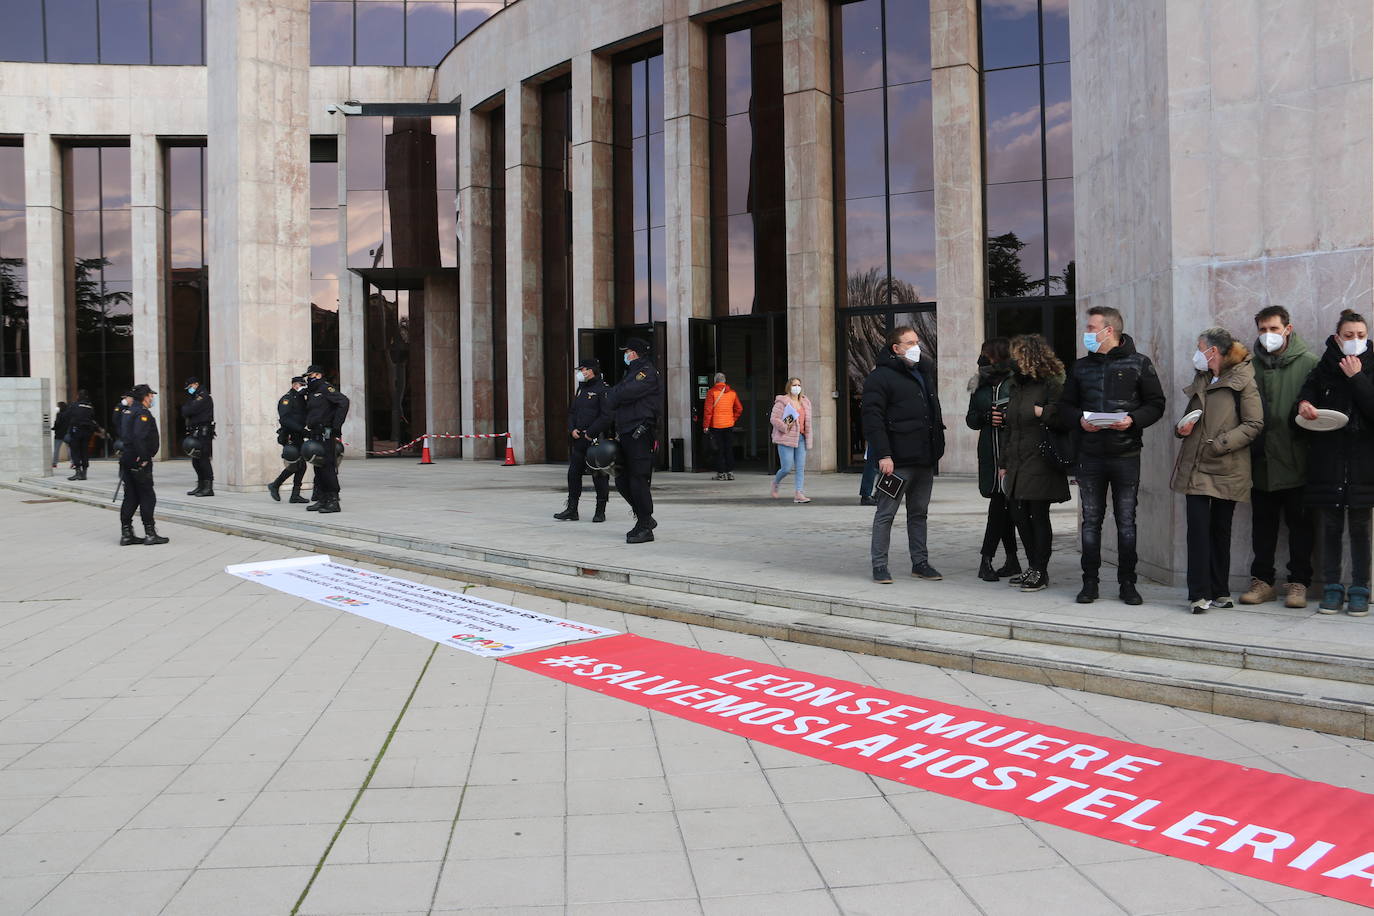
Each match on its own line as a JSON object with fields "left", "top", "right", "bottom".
{"left": 1038, "top": 422, "right": 1076, "bottom": 470}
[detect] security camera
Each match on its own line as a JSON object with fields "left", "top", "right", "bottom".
{"left": 326, "top": 100, "right": 363, "bottom": 116}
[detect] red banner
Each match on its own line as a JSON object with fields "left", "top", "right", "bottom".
{"left": 504, "top": 634, "right": 1374, "bottom": 907}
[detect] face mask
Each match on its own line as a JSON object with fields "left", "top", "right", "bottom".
{"left": 623, "top": 353, "right": 633, "bottom": 366}
{"left": 1083, "top": 329, "right": 1104, "bottom": 353}
{"left": 904, "top": 344, "right": 921, "bottom": 364}
{"left": 976, "top": 355, "right": 990, "bottom": 368}
{"left": 1341, "top": 338, "right": 1368, "bottom": 357}
{"left": 789, "top": 386, "right": 801, "bottom": 396}
{"left": 149, "top": 397, "right": 156, "bottom": 409}
{"left": 1259, "top": 332, "right": 1285, "bottom": 353}
{"left": 574, "top": 371, "right": 585, "bottom": 384}
{"left": 186, "top": 386, "right": 196, "bottom": 395}
{"left": 1193, "top": 349, "right": 1211, "bottom": 373}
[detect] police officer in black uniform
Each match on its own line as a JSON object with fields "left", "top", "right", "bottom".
{"left": 180, "top": 377, "right": 215, "bottom": 497}
{"left": 66, "top": 390, "right": 98, "bottom": 480}
{"left": 119, "top": 383, "right": 169, "bottom": 546}
{"left": 554, "top": 356, "right": 611, "bottom": 523}
{"left": 302, "top": 365, "right": 350, "bottom": 514}
{"left": 589, "top": 337, "right": 662, "bottom": 543}
{"left": 111, "top": 391, "right": 134, "bottom": 454}
{"left": 268, "top": 376, "right": 310, "bottom": 503}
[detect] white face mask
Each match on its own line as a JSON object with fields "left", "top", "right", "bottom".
{"left": 1258, "top": 332, "right": 1285, "bottom": 353}
{"left": 789, "top": 386, "right": 801, "bottom": 396}
{"left": 1192, "top": 349, "right": 1211, "bottom": 373}
{"left": 1341, "top": 338, "right": 1368, "bottom": 357}
{"left": 904, "top": 344, "right": 921, "bottom": 364}
{"left": 574, "top": 371, "right": 584, "bottom": 384}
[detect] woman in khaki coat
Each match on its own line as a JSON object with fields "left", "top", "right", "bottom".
{"left": 1170, "top": 327, "right": 1265, "bottom": 613}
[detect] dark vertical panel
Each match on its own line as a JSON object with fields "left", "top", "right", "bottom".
{"left": 406, "top": 1, "right": 456, "bottom": 66}
{"left": 0, "top": 0, "right": 45, "bottom": 62}
{"left": 980, "top": 0, "right": 1038, "bottom": 69}
{"left": 99, "top": 0, "right": 151, "bottom": 64}
{"left": 310, "top": 141, "right": 340, "bottom": 378}
{"left": 0, "top": 143, "right": 28, "bottom": 378}
{"left": 983, "top": 68, "right": 1043, "bottom": 184}
{"left": 384, "top": 117, "right": 440, "bottom": 268}
{"left": 749, "top": 18, "right": 785, "bottom": 315}
{"left": 985, "top": 180, "right": 1046, "bottom": 298}
{"left": 541, "top": 78, "right": 573, "bottom": 462}
{"left": 489, "top": 106, "right": 508, "bottom": 443}
{"left": 46, "top": 0, "right": 99, "bottom": 63}
{"left": 355, "top": 1, "right": 404, "bottom": 66}
{"left": 612, "top": 58, "right": 636, "bottom": 327}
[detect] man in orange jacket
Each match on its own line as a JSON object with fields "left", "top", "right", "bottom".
{"left": 702, "top": 372, "right": 743, "bottom": 480}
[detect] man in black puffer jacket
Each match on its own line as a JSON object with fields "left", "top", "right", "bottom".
{"left": 1054, "top": 306, "right": 1166, "bottom": 606}
{"left": 861, "top": 325, "right": 946, "bottom": 584}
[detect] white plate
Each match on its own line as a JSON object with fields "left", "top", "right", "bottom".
{"left": 1177, "top": 408, "right": 1202, "bottom": 430}
{"left": 1296, "top": 408, "right": 1349, "bottom": 432}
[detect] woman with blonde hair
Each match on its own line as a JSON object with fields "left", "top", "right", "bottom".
{"left": 998, "top": 334, "right": 1069, "bottom": 592}
{"left": 770, "top": 377, "right": 813, "bottom": 503}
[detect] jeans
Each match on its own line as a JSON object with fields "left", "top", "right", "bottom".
{"left": 1008, "top": 498, "right": 1053, "bottom": 572}
{"left": 980, "top": 491, "right": 1018, "bottom": 560}
{"left": 1321, "top": 507, "right": 1373, "bottom": 589}
{"left": 870, "top": 463, "right": 935, "bottom": 569}
{"left": 709, "top": 428, "right": 734, "bottom": 473}
{"left": 773, "top": 439, "right": 807, "bottom": 492}
{"left": 1076, "top": 452, "right": 1141, "bottom": 584}
{"left": 1185, "top": 494, "right": 1237, "bottom": 601}
{"left": 1250, "top": 486, "right": 1314, "bottom": 586}
{"left": 859, "top": 449, "right": 879, "bottom": 498}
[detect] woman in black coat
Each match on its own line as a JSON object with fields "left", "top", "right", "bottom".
{"left": 1297, "top": 309, "right": 1374, "bottom": 615}
{"left": 998, "top": 334, "right": 1069, "bottom": 593}
{"left": 966, "top": 337, "right": 1021, "bottom": 581}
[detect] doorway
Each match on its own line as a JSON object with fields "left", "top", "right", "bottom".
{"left": 576, "top": 322, "right": 669, "bottom": 470}
{"left": 689, "top": 313, "right": 785, "bottom": 471}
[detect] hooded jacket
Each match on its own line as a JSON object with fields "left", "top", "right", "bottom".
{"left": 702, "top": 383, "right": 743, "bottom": 430}
{"left": 966, "top": 363, "right": 1013, "bottom": 498}
{"left": 1169, "top": 342, "right": 1264, "bottom": 502}
{"left": 1250, "top": 332, "right": 1318, "bottom": 492}
{"left": 998, "top": 371, "right": 1070, "bottom": 503}
{"left": 1053, "top": 333, "right": 1167, "bottom": 458}
{"left": 1296, "top": 336, "right": 1374, "bottom": 509}
{"left": 769, "top": 395, "right": 812, "bottom": 448}
{"left": 861, "top": 352, "right": 945, "bottom": 467}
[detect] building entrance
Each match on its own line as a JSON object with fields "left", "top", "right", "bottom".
{"left": 689, "top": 313, "right": 785, "bottom": 472}
{"left": 576, "top": 322, "right": 668, "bottom": 470}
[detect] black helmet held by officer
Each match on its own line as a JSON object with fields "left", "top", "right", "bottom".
{"left": 587, "top": 336, "right": 663, "bottom": 544}
{"left": 554, "top": 355, "right": 612, "bottom": 523}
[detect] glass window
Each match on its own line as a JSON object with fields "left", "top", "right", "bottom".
{"left": 346, "top": 116, "right": 386, "bottom": 191}
{"left": 406, "top": 0, "right": 455, "bottom": 66}
{"left": 150, "top": 0, "right": 203, "bottom": 65}
{"left": 839, "top": 0, "right": 882, "bottom": 93}
{"left": 888, "top": 191, "right": 935, "bottom": 303}
{"left": 1046, "top": 177, "right": 1073, "bottom": 295}
{"left": 456, "top": 1, "right": 502, "bottom": 41}
{"left": 311, "top": 0, "right": 353, "bottom": 65}
{"left": 841, "top": 88, "right": 885, "bottom": 200}
{"left": 883, "top": 0, "right": 931, "bottom": 85}
{"left": 0, "top": 0, "right": 45, "bottom": 62}
{"left": 1042, "top": 0, "right": 1070, "bottom": 64}
{"left": 981, "top": 0, "right": 1038, "bottom": 70}
{"left": 100, "top": 0, "right": 152, "bottom": 64}
{"left": 985, "top": 180, "right": 1045, "bottom": 298}
{"left": 886, "top": 81, "right": 933, "bottom": 194}
{"left": 355, "top": 1, "right": 404, "bottom": 66}
{"left": 1043, "top": 62, "right": 1073, "bottom": 179}
{"left": 0, "top": 146, "right": 25, "bottom": 211}
{"left": 983, "top": 68, "right": 1042, "bottom": 184}
{"left": 613, "top": 47, "right": 665, "bottom": 325}
{"left": 0, "top": 143, "right": 28, "bottom": 378}
{"left": 842, "top": 197, "right": 887, "bottom": 300}
{"left": 46, "top": 0, "right": 99, "bottom": 63}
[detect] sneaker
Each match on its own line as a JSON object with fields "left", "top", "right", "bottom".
{"left": 1189, "top": 598, "right": 1211, "bottom": 614}
{"left": 1284, "top": 583, "right": 1308, "bottom": 609}
{"left": 1239, "top": 578, "right": 1275, "bottom": 605}
{"left": 1019, "top": 569, "right": 1047, "bottom": 592}
{"left": 712, "top": 473, "right": 725, "bottom": 481}
{"left": 1210, "top": 597, "right": 1235, "bottom": 610}
{"left": 1007, "top": 571, "right": 1029, "bottom": 587}
{"left": 911, "top": 563, "right": 942, "bottom": 581}
{"left": 725, "top": 473, "right": 735, "bottom": 481}
{"left": 1348, "top": 587, "right": 1370, "bottom": 617}
{"left": 1075, "top": 581, "right": 1099, "bottom": 604}
{"left": 1319, "top": 584, "right": 1345, "bottom": 614}
{"left": 1119, "top": 582, "right": 1143, "bottom": 606}
{"left": 873, "top": 566, "right": 894, "bottom": 584}
{"left": 995, "top": 558, "right": 1023, "bottom": 578}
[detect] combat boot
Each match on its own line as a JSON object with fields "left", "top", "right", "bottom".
{"left": 186, "top": 480, "right": 204, "bottom": 496}
{"left": 195, "top": 479, "right": 214, "bottom": 497}
{"left": 68, "top": 469, "right": 82, "bottom": 481}
{"left": 592, "top": 497, "right": 607, "bottom": 523}
{"left": 553, "top": 499, "right": 579, "bottom": 521}
{"left": 267, "top": 481, "right": 282, "bottom": 501}
{"left": 289, "top": 486, "right": 309, "bottom": 504}
{"left": 142, "top": 523, "right": 169, "bottom": 545}
{"left": 317, "top": 496, "right": 341, "bottom": 514}
{"left": 119, "top": 523, "right": 144, "bottom": 546}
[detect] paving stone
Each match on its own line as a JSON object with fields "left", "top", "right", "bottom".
{"left": 566, "top": 850, "right": 697, "bottom": 904}
{"left": 27, "top": 869, "right": 190, "bottom": 916}
{"left": 806, "top": 836, "right": 946, "bottom": 888}
{"left": 77, "top": 826, "right": 226, "bottom": 872}
{"left": 297, "top": 861, "right": 443, "bottom": 915}
{"left": 161, "top": 865, "right": 315, "bottom": 916}
{"left": 200, "top": 823, "right": 338, "bottom": 868}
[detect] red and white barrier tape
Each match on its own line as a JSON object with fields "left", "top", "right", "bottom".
{"left": 351, "top": 432, "right": 512, "bottom": 457}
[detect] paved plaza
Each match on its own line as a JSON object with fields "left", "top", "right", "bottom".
{"left": 2, "top": 484, "right": 1373, "bottom": 914}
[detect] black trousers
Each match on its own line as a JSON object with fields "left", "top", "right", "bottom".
{"left": 1250, "top": 486, "right": 1313, "bottom": 586}
{"left": 1185, "top": 494, "right": 1237, "bottom": 601}
{"left": 614, "top": 431, "right": 655, "bottom": 524}
{"left": 119, "top": 464, "right": 156, "bottom": 526}
{"left": 1008, "top": 498, "right": 1053, "bottom": 571}
{"left": 69, "top": 433, "right": 90, "bottom": 470}
{"left": 272, "top": 460, "right": 307, "bottom": 490}
{"left": 709, "top": 428, "right": 734, "bottom": 473}
{"left": 191, "top": 455, "right": 213, "bottom": 480}
{"left": 1321, "top": 507, "right": 1373, "bottom": 589}
{"left": 313, "top": 460, "right": 340, "bottom": 497}
{"left": 567, "top": 438, "right": 609, "bottom": 503}
{"left": 979, "top": 491, "right": 1018, "bottom": 560}
{"left": 1077, "top": 453, "right": 1141, "bottom": 584}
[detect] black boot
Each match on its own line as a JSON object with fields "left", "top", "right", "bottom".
{"left": 995, "top": 555, "right": 1022, "bottom": 578}
{"left": 1076, "top": 580, "right": 1099, "bottom": 604}
{"left": 626, "top": 527, "right": 655, "bottom": 544}
{"left": 68, "top": 469, "right": 82, "bottom": 481}
{"left": 306, "top": 498, "right": 322, "bottom": 511}
{"left": 120, "top": 523, "right": 144, "bottom": 546}
{"left": 289, "top": 486, "right": 309, "bottom": 504}
{"left": 592, "top": 498, "right": 607, "bottom": 523}
{"left": 142, "top": 523, "right": 169, "bottom": 545}
{"left": 553, "top": 500, "right": 579, "bottom": 521}
{"left": 978, "top": 556, "right": 998, "bottom": 582}
{"left": 317, "top": 496, "right": 340, "bottom": 514}
{"left": 187, "top": 480, "right": 204, "bottom": 496}
{"left": 195, "top": 479, "right": 214, "bottom": 497}
{"left": 267, "top": 481, "right": 282, "bottom": 501}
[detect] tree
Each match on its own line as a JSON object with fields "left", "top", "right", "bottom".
{"left": 986, "top": 232, "right": 1041, "bottom": 299}
{"left": 0, "top": 256, "right": 27, "bottom": 377}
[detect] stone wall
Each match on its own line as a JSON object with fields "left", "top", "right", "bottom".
{"left": 0, "top": 378, "right": 52, "bottom": 481}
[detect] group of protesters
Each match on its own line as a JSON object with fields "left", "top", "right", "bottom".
{"left": 863, "top": 305, "right": 1374, "bottom": 617}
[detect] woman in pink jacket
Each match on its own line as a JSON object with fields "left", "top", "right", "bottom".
{"left": 770, "top": 377, "right": 813, "bottom": 503}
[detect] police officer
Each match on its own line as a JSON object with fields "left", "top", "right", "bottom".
{"left": 118, "top": 383, "right": 169, "bottom": 546}
{"left": 181, "top": 377, "right": 215, "bottom": 497}
{"left": 554, "top": 356, "right": 611, "bottom": 523}
{"left": 268, "top": 376, "right": 310, "bottom": 504}
{"left": 589, "top": 336, "right": 662, "bottom": 543}
{"left": 302, "top": 365, "right": 350, "bottom": 514}
{"left": 111, "top": 391, "right": 134, "bottom": 454}
{"left": 66, "top": 390, "right": 98, "bottom": 481}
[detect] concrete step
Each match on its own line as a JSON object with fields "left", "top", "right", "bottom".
{"left": 7, "top": 475, "right": 1374, "bottom": 741}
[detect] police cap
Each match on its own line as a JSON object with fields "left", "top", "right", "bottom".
{"left": 130, "top": 383, "right": 156, "bottom": 399}
{"left": 575, "top": 356, "right": 600, "bottom": 371}
{"left": 184, "top": 376, "right": 200, "bottom": 386}
{"left": 305, "top": 365, "right": 326, "bottom": 376}
{"left": 620, "top": 336, "right": 651, "bottom": 355}
{"left": 291, "top": 375, "right": 307, "bottom": 385}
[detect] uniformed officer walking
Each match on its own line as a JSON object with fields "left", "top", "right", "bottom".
{"left": 66, "top": 390, "right": 98, "bottom": 481}
{"left": 554, "top": 356, "right": 611, "bottom": 523}
{"left": 118, "top": 383, "right": 169, "bottom": 546}
{"left": 589, "top": 337, "right": 662, "bottom": 543}
{"left": 268, "top": 376, "right": 310, "bottom": 503}
{"left": 180, "top": 377, "right": 215, "bottom": 496}
{"left": 302, "top": 365, "right": 350, "bottom": 514}
{"left": 111, "top": 391, "right": 134, "bottom": 454}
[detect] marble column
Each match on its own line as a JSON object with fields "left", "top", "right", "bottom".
{"left": 571, "top": 51, "right": 615, "bottom": 334}
{"left": 663, "top": 13, "right": 712, "bottom": 465}
{"left": 459, "top": 106, "right": 496, "bottom": 459}
{"left": 129, "top": 134, "right": 170, "bottom": 454}
{"left": 23, "top": 133, "right": 67, "bottom": 405}
{"left": 206, "top": 0, "right": 312, "bottom": 488}
{"left": 505, "top": 83, "right": 544, "bottom": 464}
{"left": 930, "top": 0, "right": 984, "bottom": 475}
{"left": 782, "top": 0, "right": 837, "bottom": 471}
{"left": 423, "top": 272, "right": 461, "bottom": 458}
{"left": 336, "top": 118, "right": 367, "bottom": 457}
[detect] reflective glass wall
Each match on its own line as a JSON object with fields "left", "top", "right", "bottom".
{"left": 612, "top": 46, "right": 666, "bottom": 326}
{"left": 164, "top": 142, "right": 208, "bottom": 456}
{"left": 311, "top": 137, "right": 341, "bottom": 379}
{"left": 64, "top": 144, "right": 132, "bottom": 448}
{"left": 310, "top": 0, "right": 509, "bottom": 67}
{"left": 0, "top": 0, "right": 204, "bottom": 65}
{"left": 708, "top": 12, "right": 786, "bottom": 317}
{"left": 0, "top": 142, "right": 28, "bottom": 378}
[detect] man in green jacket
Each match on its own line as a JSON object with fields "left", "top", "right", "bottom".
{"left": 1243, "top": 306, "right": 1319, "bottom": 608}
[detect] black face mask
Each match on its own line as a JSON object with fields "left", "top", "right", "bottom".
{"left": 977, "top": 356, "right": 991, "bottom": 368}
{"left": 307, "top": 376, "right": 324, "bottom": 392}
{"left": 1008, "top": 358, "right": 1021, "bottom": 375}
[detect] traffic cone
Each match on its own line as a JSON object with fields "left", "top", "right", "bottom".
{"left": 502, "top": 437, "right": 517, "bottom": 466}
{"left": 417, "top": 436, "right": 434, "bottom": 465}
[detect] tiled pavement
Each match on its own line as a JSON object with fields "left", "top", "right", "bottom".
{"left": 1, "top": 495, "right": 1371, "bottom": 914}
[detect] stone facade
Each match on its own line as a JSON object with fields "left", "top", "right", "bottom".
{"left": 0, "top": 377, "right": 52, "bottom": 481}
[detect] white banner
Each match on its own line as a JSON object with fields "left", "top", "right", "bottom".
{"left": 225, "top": 555, "right": 617, "bottom": 657}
